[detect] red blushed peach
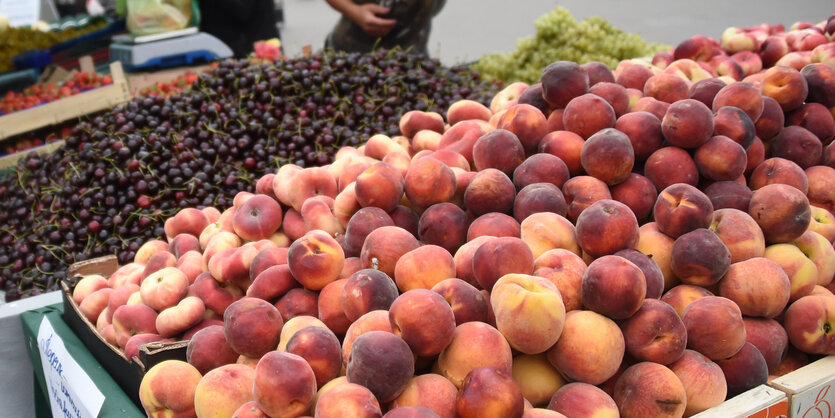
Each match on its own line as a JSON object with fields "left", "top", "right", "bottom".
{"left": 139, "top": 360, "right": 202, "bottom": 418}
{"left": 224, "top": 297, "right": 284, "bottom": 358}
{"left": 287, "top": 229, "right": 345, "bottom": 291}
{"left": 164, "top": 208, "right": 210, "bottom": 242}
{"left": 232, "top": 194, "right": 283, "bottom": 242}
{"left": 610, "top": 173, "right": 657, "bottom": 223}
{"left": 538, "top": 131, "right": 585, "bottom": 177}
{"left": 471, "top": 129, "right": 525, "bottom": 175}
{"left": 801, "top": 62, "right": 835, "bottom": 108}
{"left": 285, "top": 326, "right": 342, "bottom": 389}
{"left": 636, "top": 222, "right": 677, "bottom": 290}
{"left": 193, "top": 364, "right": 255, "bottom": 418}
{"left": 301, "top": 196, "right": 344, "bottom": 237}
{"left": 754, "top": 97, "right": 786, "bottom": 141}
{"left": 359, "top": 225, "right": 419, "bottom": 278}
{"left": 431, "top": 278, "right": 489, "bottom": 326}
{"left": 764, "top": 243, "right": 819, "bottom": 302}
{"left": 344, "top": 207, "right": 394, "bottom": 258}
{"left": 447, "top": 99, "right": 492, "bottom": 125}
{"left": 187, "top": 325, "right": 240, "bottom": 375}
{"left": 581, "top": 255, "right": 646, "bottom": 319}
{"left": 743, "top": 317, "right": 789, "bottom": 374}
{"left": 272, "top": 163, "right": 302, "bottom": 207}
{"left": 190, "top": 272, "right": 242, "bottom": 318}
{"left": 278, "top": 208, "right": 307, "bottom": 242}
{"left": 72, "top": 274, "right": 108, "bottom": 305}
{"left": 106, "top": 283, "right": 140, "bottom": 323}
{"left": 719, "top": 257, "right": 791, "bottom": 318}
{"left": 615, "top": 111, "right": 664, "bottom": 162}
{"left": 464, "top": 168, "right": 516, "bottom": 217}
{"left": 490, "top": 82, "right": 529, "bottom": 114}
{"left": 807, "top": 206, "right": 835, "bottom": 244}
{"left": 614, "top": 362, "right": 686, "bottom": 418}
{"left": 389, "top": 289, "right": 456, "bottom": 358}
{"left": 616, "top": 63, "right": 654, "bottom": 91}
{"left": 575, "top": 199, "right": 639, "bottom": 257}
{"left": 411, "top": 129, "right": 443, "bottom": 153}
{"left": 247, "top": 264, "right": 296, "bottom": 302}
{"left": 437, "top": 120, "right": 492, "bottom": 166}
{"left": 540, "top": 61, "right": 589, "bottom": 110}
{"left": 631, "top": 96, "right": 671, "bottom": 121}
{"left": 744, "top": 136, "right": 766, "bottom": 176}
{"left": 124, "top": 334, "right": 172, "bottom": 363}
{"left": 175, "top": 250, "right": 202, "bottom": 285}
{"left": 661, "top": 99, "right": 715, "bottom": 149}
{"left": 533, "top": 249, "right": 586, "bottom": 312}
{"left": 546, "top": 108, "right": 565, "bottom": 132}
{"left": 620, "top": 298, "right": 687, "bottom": 365}
{"left": 513, "top": 183, "right": 568, "bottom": 223}
{"left": 787, "top": 102, "right": 835, "bottom": 143}
{"left": 613, "top": 249, "right": 664, "bottom": 300}
{"left": 314, "top": 382, "right": 381, "bottom": 418}
{"left": 589, "top": 81, "right": 630, "bottom": 117}
{"left": 512, "top": 354, "right": 566, "bottom": 407}
{"left": 709, "top": 208, "right": 766, "bottom": 263}
{"left": 653, "top": 183, "right": 715, "bottom": 239}
{"left": 333, "top": 183, "right": 361, "bottom": 229}
{"left": 761, "top": 65, "right": 810, "bottom": 112}
{"left": 547, "top": 310, "right": 625, "bottom": 385}
{"left": 391, "top": 373, "right": 457, "bottom": 418}
{"left": 453, "top": 236, "right": 493, "bottom": 288}
{"left": 749, "top": 183, "right": 812, "bottom": 244}
{"left": 112, "top": 304, "right": 159, "bottom": 348}
{"left": 142, "top": 251, "right": 177, "bottom": 281}
{"left": 455, "top": 367, "right": 525, "bottom": 418}
{"left": 140, "top": 266, "right": 189, "bottom": 312}
{"left": 716, "top": 341, "right": 770, "bottom": 398}
{"left": 759, "top": 34, "right": 790, "bottom": 67}
{"left": 770, "top": 125, "right": 823, "bottom": 169}
{"left": 341, "top": 310, "right": 393, "bottom": 375}
{"left": 695, "top": 135, "right": 748, "bottom": 181}
{"left": 806, "top": 166, "right": 835, "bottom": 215}
{"left": 644, "top": 72, "right": 691, "bottom": 104}
{"left": 783, "top": 295, "right": 835, "bottom": 355}
{"left": 340, "top": 268, "right": 398, "bottom": 322}
{"left": 78, "top": 287, "right": 112, "bottom": 323}
{"left": 252, "top": 351, "right": 317, "bottom": 417}
{"left": 710, "top": 55, "right": 745, "bottom": 81}
{"left": 580, "top": 128, "right": 635, "bottom": 186}
{"left": 107, "top": 263, "right": 144, "bottom": 289}
{"left": 794, "top": 230, "right": 835, "bottom": 286}
{"left": 669, "top": 350, "right": 727, "bottom": 416}
{"left": 661, "top": 284, "right": 714, "bottom": 318}
{"left": 547, "top": 382, "right": 618, "bottom": 418}
{"left": 732, "top": 51, "right": 763, "bottom": 77}
{"left": 168, "top": 233, "right": 200, "bottom": 259}
{"left": 275, "top": 288, "right": 319, "bottom": 321}
{"left": 513, "top": 153, "right": 571, "bottom": 191}
{"left": 156, "top": 296, "right": 205, "bottom": 338}
{"left": 315, "top": 279, "right": 351, "bottom": 337}
{"left": 389, "top": 205, "right": 420, "bottom": 238}
{"left": 399, "top": 110, "right": 445, "bottom": 139}
{"left": 689, "top": 77, "right": 727, "bottom": 109}
{"left": 403, "top": 157, "right": 456, "bottom": 210}
{"left": 450, "top": 168, "right": 475, "bottom": 207}
{"left": 713, "top": 81, "right": 764, "bottom": 123}
{"left": 467, "top": 212, "right": 520, "bottom": 241}
{"left": 562, "top": 175, "right": 612, "bottom": 223}
{"left": 354, "top": 162, "right": 405, "bottom": 213}
{"left": 749, "top": 157, "right": 809, "bottom": 193}
{"left": 394, "top": 244, "right": 457, "bottom": 292}
{"left": 286, "top": 166, "right": 338, "bottom": 213}
{"left": 435, "top": 321, "right": 512, "bottom": 388}
{"left": 582, "top": 61, "right": 616, "bottom": 86}
{"left": 346, "top": 331, "right": 415, "bottom": 403}
{"left": 276, "top": 315, "right": 327, "bottom": 352}
{"left": 562, "top": 93, "right": 616, "bottom": 140}
{"left": 643, "top": 147, "right": 699, "bottom": 192}
{"left": 670, "top": 228, "right": 731, "bottom": 287}
{"left": 682, "top": 296, "right": 746, "bottom": 360}
{"left": 704, "top": 180, "right": 753, "bottom": 212}
{"left": 666, "top": 58, "right": 716, "bottom": 83}
{"left": 472, "top": 237, "right": 535, "bottom": 292}
{"left": 490, "top": 274, "right": 565, "bottom": 354}
{"left": 418, "top": 203, "right": 468, "bottom": 254}
{"left": 496, "top": 103, "right": 548, "bottom": 155}
{"left": 183, "top": 318, "right": 224, "bottom": 341}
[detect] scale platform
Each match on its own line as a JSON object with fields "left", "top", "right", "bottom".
{"left": 110, "top": 28, "right": 233, "bottom": 71}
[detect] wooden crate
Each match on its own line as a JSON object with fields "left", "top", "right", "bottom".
{"left": 769, "top": 356, "right": 835, "bottom": 418}
{"left": 692, "top": 385, "right": 788, "bottom": 418}
{"left": 0, "top": 61, "right": 130, "bottom": 140}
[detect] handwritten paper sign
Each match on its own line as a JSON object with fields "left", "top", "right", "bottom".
{"left": 37, "top": 317, "right": 105, "bottom": 418}
{"left": 0, "top": 0, "right": 40, "bottom": 27}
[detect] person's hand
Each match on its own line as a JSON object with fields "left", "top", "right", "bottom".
{"left": 351, "top": 3, "right": 397, "bottom": 38}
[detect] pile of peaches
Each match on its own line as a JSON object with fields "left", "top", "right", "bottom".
{"left": 71, "top": 24, "right": 835, "bottom": 417}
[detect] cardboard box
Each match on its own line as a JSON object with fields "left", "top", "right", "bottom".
{"left": 61, "top": 255, "right": 188, "bottom": 409}
{"left": 692, "top": 385, "right": 788, "bottom": 418}
{"left": 769, "top": 356, "right": 835, "bottom": 418}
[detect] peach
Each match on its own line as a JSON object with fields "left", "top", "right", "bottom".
{"left": 233, "top": 194, "right": 283, "bottom": 242}
{"left": 490, "top": 274, "right": 565, "bottom": 354}
{"left": 365, "top": 134, "right": 408, "bottom": 161}
{"left": 333, "top": 183, "right": 361, "bottom": 229}
{"left": 253, "top": 351, "right": 317, "bottom": 417}
{"left": 106, "top": 283, "right": 140, "bottom": 323}
{"left": 496, "top": 103, "right": 548, "bottom": 155}
{"left": 207, "top": 244, "right": 259, "bottom": 286}
{"left": 770, "top": 125, "right": 823, "bottom": 169}
{"left": 761, "top": 65, "right": 809, "bottom": 112}
{"left": 759, "top": 35, "right": 790, "bottom": 67}
{"left": 643, "top": 147, "right": 699, "bottom": 191}
{"left": 753, "top": 98, "right": 785, "bottom": 143}
{"left": 357, "top": 224, "right": 419, "bottom": 276}
{"left": 533, "top": 249, "right": 586, "bottom": 312}
{"left": 615, "top": 111, "right": 664, "bottom": 162}
{"left": 301, "top": 196, "right": 344, "bottom": 237}
{"left": 513, "top": 153, "right": 571, "bottom": 191}
{"left": 112, "top": 304, "right": 158, "bottom": 348}
{"left": 247, "top": 264, "right": 297, "bottom": 302}
{"left": 582, "top": 61, "right": 616, "bottom": 85}
{"left": 77, "top": 287, "right": 112, "bottom": 323}
{"left": 801, "top": 62, "right": 835, "bottom": 108}
{"left": 223, "top": 297, "right": 283, "bottom": 358}
{"left": 806, "top": 165, "right": 835, "bottom": 214}
{"left": 749, "top": 157, "right": 809, "bottom": 193}
{"left": 545, "top": 109, "right": 565, "bottom": 132}
{"left": 547, "top": 382, "right": 618, "bottom": 418}
{"left": 354, "top": 162, "right": 405, "bottom": 212}
{"left": 661, "top": 284, "right": 714, "bottom": 318}
{"left": 787, "top": 102, "right": 835, "bottom": 143}
{"left": 156, "top": 296, "right": 205, "bottom": 338}
{"left": 403, "top": 157, "right": 456, "bottom": 209}
{"left": 732, "top": 51, "right": 764, "bottom": 76}
{"left": 715, "top": 342, "right": 769, "bottom": 398}
{"left": 614, "top": 249, "right": 665, "bottom": 300}
{"left": 140, "top": 266, "right": 189, "bottom": 312}
{"left": 547, "top": 310, "right": 624, "bottom": 385}
{"left": 540, "top": 61, "right": 589, "bottom": 109}
{"left": 631, "top": 96, "right": 670, "bottom": 121}
{"left": 613, "top": 362, "right": 686, "bottom": 418}
{"left": 452, "top": 236, "right": 493, "bottom": 287}
{"left": 653, "top": 183, "right": 714, "bottom": 239}
{"left": 279, "top": 208, "right": 307, "bottom": 242}
{"left": 139, "top": 360, "right": 202, "bottom": 418}
{"left": 748, "top": 183, "right": 812, "bottom": 243}
{"left": 72, "top": 274, "right": 108, "bottom": 306}
{"left": 411, "top": 130, "right": 443, "bottom": 153}
{"left": 512, "top": 353, "right": 565, "bottom": 407}
{"left": 575, "top": 199, "right": 639, "bottom": 257}
{"left": 141, "top": 251, "right": 177, "bottom": 280}
{"left": 317, "top": 279, "right": 352, "bottom": 337}
{"left": 430, "top": 278, "right": 489, "bottom": 325}
{"left": 190, "top": 272, "right": 241, "bottom": 318}
{"left": 471, "top": 129, "right": 525, "bottom": 175}
{"left": 399, "top": 110, "right": 444, "bottom": 138}
{"left": 581, "top": 255, "right": 646, "bottom": 319}
{"left": 286, "top": 167, "right": 338, "bottom": 213}
{"left": 783, "top": 295, "right": 835, "bottom": 355}
{"left": 513, "top": 183, "right": 568, "bottom": 223}
{"left": 288, "top": 229, "right": 345, "bottom": 290}
{"left": 580, "top": 128, "right": 635, "bottom": 186}
{"left": 616, "top": 63, "right": 654, "bottom": 91}
{"left": 135, "top": 239, "right": 170, "bottom": 265}
{"left": 661, "top": 99, "right": 715, "bottom": 149}
{"left": 464, "top": 168, "right": 516, "bottom": 216}
{"left": 391, "top": 373, "right": 457, "bottom": 418}
{"left": 435, "top": 321, "right": 513, "bottom": 388}
{"left": 709, "top": 208, "right": 766, "bottom": 263}
{"left": 795, "top": 230, "right": 835, "bottom": 287}
{"left": 455, "top": 367, "right": 524, "bottom": 418}
{"left": 610, "top": 173, "right": 658, "bottom": 223}
{"left": 764, "top": 243, "right": 819, "bottom": 302}
{"left": 447, "top": 99, "right": 492, "bottom": 125}
{"left": 589, "top": 81, "right": 630, "bottom": 117}
{"left": 620, "top": 298, "right": 687, "bottom": 365}
{"left": 346, "top": 331, "right": 414, "bottom": 403}
{"left": 561, "top": 175, "right": 612, "bottom": 222}
{"left": 636, "top": 222, "right": 677, "bottom": 290}
{"left": 107, "top": 263, "right": 144, "bottom": 289}
{"left": 175, "top": 250, "right": 203, "bottom": 285}
{"left": 276, "top": 315, "right": 327, "bottom": 352}
{"left": 285, "top": 326, "right": 342, "bottom": 389}
{"left": 193, "top": 364, "right": 255, "bottom": 418}
{"left": 689, "top": 77, "right": 727, "bottom": 109}
{"left": 644, "top": 72, "right": 691, "bottom": 104}
{"left": 713, "top": 81, "right": 764, "bottom": 123}
{"left": 743, "top": 317, "right": 789, "bottom": 374}
{"left": 720, "top": 257, "right": 791, "bottom": 318}
{"left": 695, "top": 135, "right": 748, "bottom": 181}
{"left": 472, "top": 236, "right": 534, "bottom": 292}
{"left": 343, "top": 207, "right": 394, "bottom": 258}
{"left": 183, "top": 318, "right": 224, "bottom": 341}
{"left": 538, "top": 131, "right": 584, "bottom": 177}
{"left": 186, "top": 324, "right": 239, "bottom": 375}
{"left": 416, "top": 203, "right": 468, "bottom": 252}
{"left": 490, "top": 82, "right": 529, "bottom": 114}
{"left": 389, "top": 205, "right": 420, "bottom": 238}
{"left": 315, "top": 382, "right": 381, "bottom": 418}
{"left": 124, "top": 334, "right": 171, "bottom": 363}
{"left": 704, "top": 180, "right": 752, "bottom": 211}
{"left": 341, "top": 310, "right": 393, "bottom": 371}
{"left": 710, "top": 55, "right": 745, "bottom": 81}
{"left": 341, "top": 268, "right": 398, "bottom": 322}
{"left": 669, "top": 349, "right": 727, "bottom": 416}
{"left": 243, "top": 246, "right": 287, "bottom": 281}
{"left": 164, "top": 207, "right": 210, "bottom": 242}
{"left": 386, "top": 406, "right": 444, "bottom": 417}
{"left": 389, "top": 289, "right": 456, "bottom": 357}
{"left": 682, "top": 296, "right": 746, "bottom": 360}
{"left": 272, "top": 164, "right": 302, "bottom": 207}
{"left": 670, "top": 228, "right": 731, "bottom": 287}
{"left": 467, "top": 212, "right": 520, "bottom": 241}
{"left": 807, "top": 206, "right": 835, "bottom": 243}
{"left": 562, "top": 93, "right": 616, "bottom": 140}
{"left": 437, "top": 120, "right": 492, "bottom": 165}
{"left": 275, "top": 288, "right": 319, "bottom": 321}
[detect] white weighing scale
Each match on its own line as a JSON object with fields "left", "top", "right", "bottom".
{"left": 109, "top": 27, "right": 233, "bottom": 71}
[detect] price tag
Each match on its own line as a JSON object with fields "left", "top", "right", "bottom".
{"left": 0, "top": 0, "right": 40, "bottom": 27}
{"left": 37, "top": 317, "right": 105, "bottom": 418}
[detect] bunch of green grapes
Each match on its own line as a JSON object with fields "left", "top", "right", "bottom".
{"left": 473, "top": 7, "right": 670, "bottom": 85}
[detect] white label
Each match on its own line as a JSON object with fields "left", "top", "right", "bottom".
{"left": 0, "top": 0, "right": 39, "bottom": 27}
{"left": 38, "top": 317, "right": 105, "bottom": 418}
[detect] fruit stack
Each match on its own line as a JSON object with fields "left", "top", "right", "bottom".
{"left": 67, "top": 26, "right": 835, "bottom": 413}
